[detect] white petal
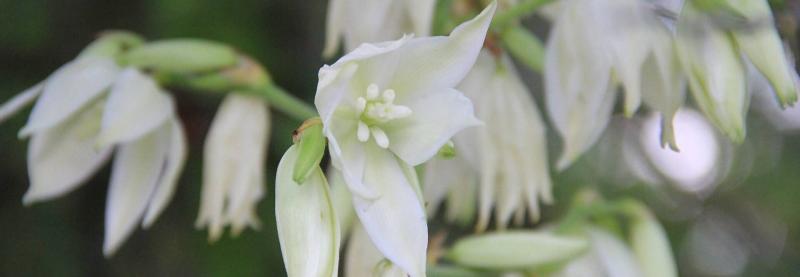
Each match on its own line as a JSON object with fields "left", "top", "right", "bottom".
{"left": 23, "top": 100, "right": 112, "bottom": 204}
{"left": 328, "top": 167, "right": 356, "bottom": 237}
{"left": 387, "top": 2, "right": 496, "bottom": 100}
{"left": 341, "top": 0, "right": 397, "bottom": 51}
{"left": 96, "top": 68, "right": 175, "bottom": 147}
{"left": 276, "top": 145, "right": 340, "bottom": 277}
{"left": 0, "top": 83, "right": 42, "bottom": 125}
{"left": 345, "top": 223, "right": 407, "bottom": 277}
{"left": 326, "top": 113, "right": 376, "bottom": 198}
{"left": 19, "top": 57, "right": 119, "bottom": 136}
{"left": 641, "top": 30, "right": 686, "bottom": 150}
{"left": 104, "top": 122, "right": 172, "bottom": 256}
{"left": 196, "top": 94, "right": 269, "bottom": 240}
{"left": 545, "top": 4, "right": 616, "bottom": 170}
{"left": 142, "top": 119, "right": 187, "bottom": 228}
{"left": 322, "top": 0, "right": 346, "bottom": 58}
{"left": 676, "top": 5, "right": 748, "bottom": 142}
{"left": 352, "top": 145, "right": 427, "bottom": 277}
{"left": 384, "top": 88, "right": 481, "bottom": 166}
{"left": 588, "top": 228, "right": 642, "bottom": 277}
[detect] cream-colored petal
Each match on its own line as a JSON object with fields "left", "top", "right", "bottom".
{"left": 23, "top": 100, "right": 112, "bottom": 204}
{"left": 0, "top": 83, "right": 42, "bottom": 125}
{"left": 142, "top": 119, "right": 187, "bottom": 228}
{"left": 20, "top": 57, "right": 119, "bottom": 136}
{"left": 104, "top": 122, "right": 171, "bottom": 256}
{"left": 96, "top": 68, "right": 175, "bottom": 147}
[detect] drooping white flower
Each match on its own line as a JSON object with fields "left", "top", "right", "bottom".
{"left": 276, "top": 145, "right": 340, "bottom": 277}
{"left": 675, "top": 0, "right": 798, "bottom": 142}
{"left": 196, "top": 94, "right": 270, "bottom": 241}
{"left": 0, "top": 65, "right": 188, "bottom": 255}
{"left": 544, "top": 0, "right": 679, "bottom": 169}
{"left": 424, "top": 50, "right": 553, "bottom": 230}
{"left": 314, "top": 3, "right": 496, "bottom": 275}
{"left": 323, "top": 0, "right": 436, "bottom": 57}
{"left": 423, "top": 155, "right": 478, "bottom": 226}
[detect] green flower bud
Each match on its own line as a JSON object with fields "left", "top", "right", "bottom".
{"left": 79, "top": 30, "right": 145, "bottom": 59}
{"left": 121, "top": 39, "right": 238, "bottom": 73}
{"left": 446, "top": 231, "right": 588, "bottom": 270}
{"left": 501, "top": 26, "right": 544, "bottom": 72}
{"left": 292, "top": 118, "right": 326, "bottom": 184}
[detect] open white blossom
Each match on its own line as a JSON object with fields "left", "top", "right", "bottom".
{"left": 544, "top": 0, "right": 678, "bottom": 169}
{"left": 323, "top": 0, "right": 436, "bottom": 57}
{"left": 196, "top": 94, "right": 270, "bottom": 241}
{"left": 1, "top": 65, "right": 187, "bottom": 256}
{"left": 314, "top": 3, "right": 496, "bottom": 275}
{"left": 425, "top": 50, "right": 553, "bottom": 230}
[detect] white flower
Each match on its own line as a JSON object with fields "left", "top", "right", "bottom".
{"left": 544, "top": 0, "right": 678, "bottom": 169}
{"left": 423, "top": 155, "right": 478, "bottom": 226}
{"left": 425, "top": 50, "right": 553, "bottom": 230}
{"left": 323, "top": 0, "right": 436, "bottom": 57}
{"left": 345, "top": 223, "right": 407, "bottom": 277}
{"left": 675, "top": 0, "right": 798, "bottom": 142}
{"left": 276, "top": 145, "right": 340, "bottom": 277}
{"left": 196, "top": 94, "right": 270, "bottom": 241}
{"left": 0, "top": 64, "right": 187, "bottom": 255}
{"left": 314, "top": 3, "right": 496, "bottom": 275}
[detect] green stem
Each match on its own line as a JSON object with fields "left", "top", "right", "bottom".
{"left": 244, "top": 84, "right": 317, "bottom": 121}
{"left": 491, "top": 0, "right": 556, "bottom": 31}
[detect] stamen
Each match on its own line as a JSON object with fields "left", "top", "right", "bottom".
{"left": 366, "top": 84, "right": 380, "bottom": 100}
{"left": 357, "top": 121, "right": 370, "bottom": 142}
{"left": 390, "top": 105, "right": 412, "bottom": 119}
{"left": 371, "top": 127, "right": 390, "bottom": 148}
{"left": 356, "top": 97, "right": 367, "bottom": 114}
{"left": 382, "top": 89, "right": 396, "bottom": 103}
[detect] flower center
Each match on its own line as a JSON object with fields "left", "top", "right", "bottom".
{"left": 354, "top": 83, "right": 412, "bottom": 148}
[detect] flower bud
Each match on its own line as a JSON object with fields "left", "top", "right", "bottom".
{"left": 292, "top": 118, "right": 326, "bottom": 184}
{"left": 446, "top": 231, "right": 588, "bottom": 270}
{"left": 120, "top": 39, "right": 238, "bottom": 74}
{"left": 276, "top": 145, "right": 340, "bottom": 277}
{"left": 436, "top": 140, "right": 456, "bottom": 159}
{"left": 79, "top": 31, "right": 144, "bottom": 59}
{"left": 624, "top": 201, "right": 678, "bottom": 277}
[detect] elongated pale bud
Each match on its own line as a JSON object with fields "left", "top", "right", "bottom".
{"left": 501, "top": 26, "right": 545, "bottom": 72}
{"left": 79, "top": 31, "right": 145, "bottom": 59}
{"left": 292, "top": 118, "right": 326, "bottom": 184}
{"left": 276, "top": 145, "right": 340, "bottom": 277}
{"left": 623, "top": 201, "right": 678, "bottom": 277}
{"left": 446, "top": 231, "right": 588, "bottom": 270}
{"left": 120, "top": 39, "right": 238, "bottom": 73}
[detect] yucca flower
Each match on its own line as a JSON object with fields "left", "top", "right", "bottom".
{"left": 196, "top": 94, "right": 270, "bottom": 241}
{"left": 544, "top": 0, "right": 679, "bottom": 169}
{"left": 323, "top": 0, "right": 435, "bottom": 58}
{"left": 425, "top": 50, "right": 553, "bottom": 231}
{"left": 314, "top": 3, "right": 495, "bottom": 275}
{"left": 0, "top": 63, "right": 187, "bottom": 255}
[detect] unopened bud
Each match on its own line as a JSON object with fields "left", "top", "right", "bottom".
{"left": 79, "top": 30, "right": 145, "bottom": 59}
{"left": 121, "top": 39, "right": 238, "bottom": 73}
{"left": 292, "top": 117, "right": 326, "bottom": 184}
{"left": 446, "top": 231, "right": 588, "bottom": 270}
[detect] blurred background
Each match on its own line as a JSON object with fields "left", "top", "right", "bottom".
{"left": 0, "top": 0, "right": 799, "bottom": 276}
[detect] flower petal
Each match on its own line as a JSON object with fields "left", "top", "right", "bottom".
{"left": 641, "top": 31, "right": 686, "bottom": 151}
{"left": 326, "top": 111, "right": 376, "bottom": 198}
{"left": 19, "top": 57, "right": 119, "bottom": 137}
{"left": 345, "top": 223, "right": 407, "bottom": 277}
{"left": 196, "top": 94, "right": 269, "bottom": 240}
{"left": 322, "top": 0, "right": 345, "bottom": 58}
{"left": 142, "top": 119, "right": 187, "bottom": 228}
{"left": 96, "top": 68, "right": 175, "bottom": 148}
{"left": 0, "top": 83, "right": 42, "bottom": 125}
{"left": 676, "top": 4, "right": 748, "bottom": 143}
{"left": 352, "top": 145, "right": 427, "bottom": 277}
{"left": 384, "top": 88, "right": 480, "bottom": 166}
{"left": 386, "top": 2, "right": 496, "bottom": 99}
{"left": 276, "top": 145, "right": 340, "bottom": 277}
{"left": 588, "top": 228, "right": 642, "bottom": 277}
{"left": 545, "top": 3, "right": 616, "bottom": 170}
{"left": 406, "top": 0, "right": 435, "bottom": 37}
{"left": 23, "top": 100, "right": 112, "bottom": 204}
{"left": 104, "top": 122, "right": 171, "bottom": 256}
